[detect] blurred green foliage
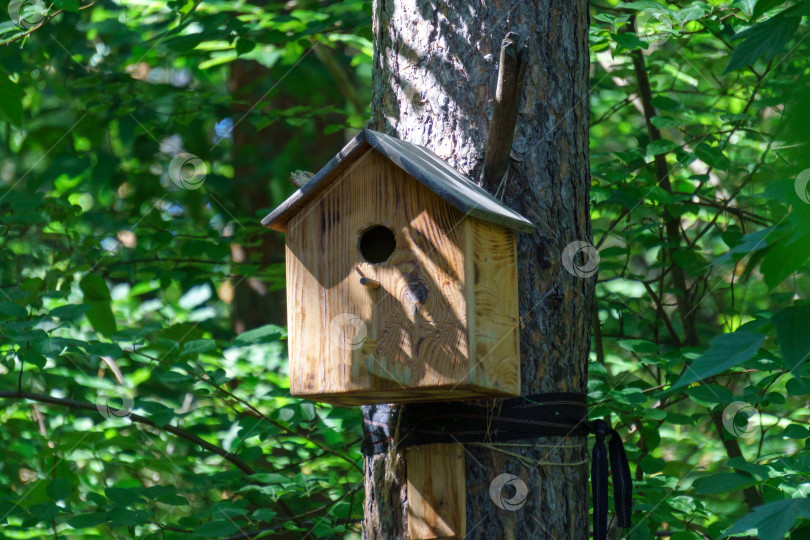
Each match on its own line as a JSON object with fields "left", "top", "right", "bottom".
{"left": 0, "top": 0, "right": 808, "bottom": 538}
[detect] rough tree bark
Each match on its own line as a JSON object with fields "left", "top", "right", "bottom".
{"left": 364, "top": 1, "right": 592, "bottom": 539}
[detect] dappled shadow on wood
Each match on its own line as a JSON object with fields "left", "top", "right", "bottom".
{"left": 284, "top": 149, "right": 520, "bottom": 406}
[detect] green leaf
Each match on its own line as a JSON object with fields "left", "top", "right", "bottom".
{"left": 20, "top": 350, "right": 47, "bottom": 369}
{"left": 693, "top": 472, "right": 756, "bottom": 495}
{"left": 773, "top": 306, "right": 810, "bottom": 371}
{"left": 651, "top": 95, "right": 682, "bottom": 111}
{"left": 299, "top": 402, "right": 316, "bottom": 421}
{"left": 109, "top": 509, "right": 149, "bottom": 526}
{"left": 753, "top": 0, "right": 787, "bottom": 19}
{"left": 182, "top": 339, "right": 217, "bottom": 355}
{"left": 0, "top": 69, "right": 23, "bottom": 127}
{"left": 617, "top": 1, "right": 669, "bottom": 11}
{"left": 166, "top": 33, "right": 207, "bottom": 52}
{"left": 641, "top": 408, "right": 667, "bottom": 420}
{"left": 52, "top": 0, "right": 79, "bottom": 11}
{"left": 50, "top": 304, "right": 91, "bottom": 320}
{"left": 105, "top": 487, "right": 142, "bottom": 507}
{"left": 781, "top": 424, "right": 810, "bottom": 439}
{"left": 760, "top": 233, "right": 810, "bottom": 288}
{"left": 156, "top": 494, "right": 189, "bottom": 506}
{"left": 47, "top": 478, "right": 72, "bottom": 501}
{"left": 80, "top": 276, "right": 116, "bottom": 337}
{"left": 726, "top": 498, "right": 810, "bottom": 540}
{"left": 727, "top": 457, "right": 771, "bottom": 479}
{"left": 694, "top": 143, "right": 730, "bottom": 171}
{"left": 0, "top": 302, "right": 27, "bottom": 318}
{"left": 29, "top": 503, "right": 60, "bottom": 521}
{"left": 725, "top": 8, "right": 801, "bottom": 73}
{"left": 252, "top": 508, "right": 277, "bottom": 522}
{"left": 651, "top": 116, "right": 683, "bottom": 129}
{"left": 86, "top": 341, "right": 123, "bottom": 357}
{"left": 232, "top": 324, "right": 284, "bottom": 347}
{"left": 236, "top": 38, "right": 256, "bottom": 55}
{"left": 618, "top": 339, "right": 658, "bottom": 354}
{"left": 248, "top": 473, "right": 290, "bottom": 485}
{"left": 193, "top": 520, "right": 241, "bottom": 537}
{"left": 85, "top": 301, "right": 117, "bottom": 337}
{"left": 640, "top": 454, "right": 666, "bottom": 474}
{"left": 68, "top": 512, "right": 111, "bottom": 529}
{"left": 686, "top": 384, "right": 733, "bottom": 404}
{"left": 612, "top": 32, "right": 647, "bottom": 51}
{"left": 646, "top": 139, "right": 680, "bottom": 157}
{"left": 671, "top": 332, "right": 765, "bottom": 389}
{"left": 672, "top": 249, "right": 708, "bottom": 276}
{"left": 138, "top": 401, "right": 174, "bottom": 427}
{"left": 80, "top": 275, "right": 112, "bottom": 301}
{"left": 786, "top": 377, "right": 810, "bottom": 396}
{"left": 734, "top": 0, "right": 757, "bottom": 16}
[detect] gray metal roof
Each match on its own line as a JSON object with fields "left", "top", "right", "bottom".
{"left": 261, "top": 129, "right": 535, "bottom": 233}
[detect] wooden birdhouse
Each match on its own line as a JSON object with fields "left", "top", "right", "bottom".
{"left": 262, "top": 129, "right": 534, "bottom": 406}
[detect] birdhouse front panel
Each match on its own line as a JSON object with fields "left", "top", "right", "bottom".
{"left": 262, "top": 129, "right": 533, "bottom": 406}
{"left": 282, "top": 149, "right": 517, "bottom": 405}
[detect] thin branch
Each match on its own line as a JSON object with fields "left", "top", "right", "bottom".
{"left": 125, "top": 349, "right": 362, "bottom": 473}
{"left": 642, "top": 281, "right": 682, "bottom": 346}
{"left": 0, "top": 3, "right": 97, "bottom": 47}
{"left": 631, "top": 45, "right": 699, "bottom": 347}
{"left": 0, "top": 390, "right": 255, "bottom": 474}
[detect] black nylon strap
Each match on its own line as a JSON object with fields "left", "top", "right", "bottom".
{"left": 360, "top": 393, "right": 632, "bottom": 539}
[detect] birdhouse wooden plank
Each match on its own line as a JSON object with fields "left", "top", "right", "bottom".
{"left": 406, "top": 444, "right": 466, "bottom": 539}
{"left": 262, "top": 129, "right": 534, "bottom": 406}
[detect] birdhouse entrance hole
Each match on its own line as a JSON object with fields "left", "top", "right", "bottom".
{"left": 359, "top": 225, "right": 396, "bottom": 264}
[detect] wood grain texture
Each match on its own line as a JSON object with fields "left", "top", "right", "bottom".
{"left": 466, "top": 220, "right": 520, "bottom": 396}
{"left": 480, "top": 33, "right": 528, "bottom": 188}
{"left": 407, "top": 444, "right": 466, "bottom": 540}
{"left": 285, "top": 148, "right": 520, "bottom": 406}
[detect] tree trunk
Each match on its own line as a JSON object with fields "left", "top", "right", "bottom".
{"left": 229, "top": 58, "right": 287, "bottom": 333}
{"left": 364, "top": 1, "right": 591, "bottom": 539}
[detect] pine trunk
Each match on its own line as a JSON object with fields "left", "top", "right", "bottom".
{"left": 363, "top": 1, "right": 592, "bottom": 538}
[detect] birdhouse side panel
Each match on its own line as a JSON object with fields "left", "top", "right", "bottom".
{"left": 464, "top": 219, "right": 521, "bottom": 395}
{"left": 286, "top": 149, "right": 491, "bottom": 404}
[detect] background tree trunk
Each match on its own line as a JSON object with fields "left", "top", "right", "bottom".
{"left": 228, "top": 23, "right": 360, "bottom": 332}
{"left": 364, "top": 1, "right": 591, "bottom": 538}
